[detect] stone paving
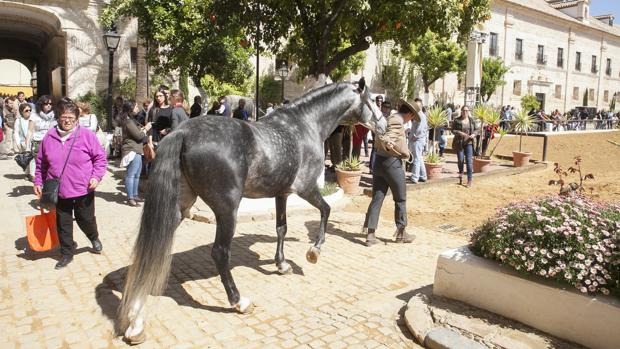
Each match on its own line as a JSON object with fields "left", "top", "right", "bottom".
{"left": 0, "top": 158, "right": 467, "bottom": 348}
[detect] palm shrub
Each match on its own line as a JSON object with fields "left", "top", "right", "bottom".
{"left": 425, "top": 106, "right": 448, "bottom": 158}
{"left": 479, "top": 108, "right": 502, "bottom": 158}
{"left": 512, "top": 110, "right": 535, "bottom": 152}
{"left": 471, "top": 195, "right": 620, "bottom": 297}
{"left": 488, "top": 127, "right": 508, "bottom": 158}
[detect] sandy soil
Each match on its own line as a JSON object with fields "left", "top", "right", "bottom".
{"left": 345, "top": 130, "right": 620, "bottom": 232}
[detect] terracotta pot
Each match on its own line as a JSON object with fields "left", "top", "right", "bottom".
{"left": 512, "top": 151, "right": 532, "bottom": 167}
{"left": 424, "top": 162, "right": 443, "bottom": 180}
{"left": 335, "top": 169, "right": 362, "bottom": 194}
{"left": 473, "top": 157, "right": 492, "bottom": 173}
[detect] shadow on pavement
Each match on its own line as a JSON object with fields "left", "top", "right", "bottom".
{"left": 7, "top": 185, "right": 33, "bottom": 198}
{"left": 15, "top": 236, "right": 91, "bottom": 261}
{"left": 3, "top": 173, "right": 27, "bottom": 180}
{"left": 95, "top": 190, "right": 129, "bottom": 204}
{"left": 304, "top": 220, "right": 368, "bottom": 246}
{"left": 95, "top": 233, "right": 302, "bottom": 335}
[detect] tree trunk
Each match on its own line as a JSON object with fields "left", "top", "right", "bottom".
{"left": 135, "top": 22, "right": 148, "bottom": 103}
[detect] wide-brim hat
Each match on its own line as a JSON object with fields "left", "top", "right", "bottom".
{"left": 398, "top": 99, "right": 421, "bottom": 114}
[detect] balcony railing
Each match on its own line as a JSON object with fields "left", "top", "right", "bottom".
{"left": 606, "top": 67, "right": 612, "bottom": 76}
{"left": 515, "top": 52, "right": 523, "bottom": 61}
{"left": 489, "top": 47, "right": 498, "bottom": 56}
{"left": 537, "top": 54, "right": 547, "bottom": 65}
{"left": 557, "top": 59, "right": 564, "bottom": 68}
{"left": 592, "top": 65, "right": 598, "bottom": 74}
{"left": 575, "top": 62, "right": 582, "bottom": 71}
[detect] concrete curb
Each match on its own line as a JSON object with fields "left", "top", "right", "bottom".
{"left": 404, "top": 294, "right": 488, "bottom": 349}
{"left": 364, "top": 162, "right": 549, "bottom": 196}
{"left": 191, "top": 188, "right": 348, "bottom": 224}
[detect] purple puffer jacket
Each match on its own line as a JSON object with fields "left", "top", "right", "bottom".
{"left": 34, "top": 126, "right": 107, "bottom": 199}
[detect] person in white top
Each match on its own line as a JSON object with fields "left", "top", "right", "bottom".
{"left": 76, "top": 101, "right": 98, "bottom": 132}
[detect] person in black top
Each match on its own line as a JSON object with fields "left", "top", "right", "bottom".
{"left": 190, "top": 95, "right": 202, "bottom": 118}
{"left": 232, "top": 99, "right": 249, "bottom": 121}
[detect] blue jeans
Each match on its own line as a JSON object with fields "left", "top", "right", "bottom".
{"left": 125, "top": 154, "right": 143, "bottom": 199}
{"left": 411, "top": 138, "right": 427, "bottom": 181}
{"left": 457, "top": 144, "right": 474, "bottom": 181}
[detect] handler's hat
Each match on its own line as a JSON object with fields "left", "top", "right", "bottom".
{"left": 398, "top": 98, "right": 421, "bottom": 114}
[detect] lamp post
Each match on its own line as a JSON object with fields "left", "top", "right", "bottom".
{"left": 103, "top": 29, "right": 121, "bottom": 131}
{"left": 277, "top": 62, "right": 288, "bottom": 102}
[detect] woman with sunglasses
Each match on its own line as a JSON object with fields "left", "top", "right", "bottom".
{"left": 14, "top": 104, "right": 35, "bottom": 178}
{"left": 31, "top": 95, "right": 57, "bottom": 179}
{"left": 451, "top": 105, "right": 479, "bottom": 187}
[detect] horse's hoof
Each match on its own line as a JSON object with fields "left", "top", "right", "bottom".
{"left": 306, "top": 246, "right": 321, "bottom": 264}
{"left": 277, "top": 261, "right": 292, "bottom": 275}
{"left": 234, "top": 296, "right": 254, "bottom": 314}
{"left": 124, "top": 330, "right": 146, "bottom": 345}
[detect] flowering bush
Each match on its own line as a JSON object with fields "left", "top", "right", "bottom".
{"left": 471, "top": 195, "right": 620, "bottom": 297}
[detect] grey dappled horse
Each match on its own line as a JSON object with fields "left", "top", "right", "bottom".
{"left": 119, "top": 79, "right": 386, "bottom": 343}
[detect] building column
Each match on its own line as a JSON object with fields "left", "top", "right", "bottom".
{"left": 501, "top": 7, "right": 514, "bottom": 106}
{"left": 596, "top": 36, "right": 606, "bottom": 110}
{"left": 563, "top": 29, "right": 575, "bottom": 113}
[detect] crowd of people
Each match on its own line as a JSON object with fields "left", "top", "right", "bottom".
{"left": 498, "top": 104, "right": 620, "bottom": 132}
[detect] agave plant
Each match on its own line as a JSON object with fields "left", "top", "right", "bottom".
{"left": 512, "top": 110, "right": 536, "bottom": 152}
{"left": 425, "top": 106, "right": 448, "bottom": 157}
{"left": 336, "top": 156, "right": 361, "bottom": 171}
{"left": 425, "top": 152, "right": 441, "bottom": 164}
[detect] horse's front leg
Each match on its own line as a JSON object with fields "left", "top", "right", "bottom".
{"left": 275, "top": 195, "right": 292, "bottom": 274}
{"left": 298, "top": 186, "right": 330, "bottom": 264}
{"left": 211, "top": 211, "right": 254, "bottom": 314}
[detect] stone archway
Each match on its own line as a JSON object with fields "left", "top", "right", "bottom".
{"left": 0, "top": 2, "right": 66, "bottom": 98}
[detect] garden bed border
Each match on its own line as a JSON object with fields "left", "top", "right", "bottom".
{"left": 433, "top": 246, "right": 620, "bottom": 349}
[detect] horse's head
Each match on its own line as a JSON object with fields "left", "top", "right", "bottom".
{"left": 349, "top": 78, "right": 387, "bottom": 135}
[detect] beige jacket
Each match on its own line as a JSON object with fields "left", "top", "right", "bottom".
{"left": 375, "top": 112, "right": 411, "bottom": 159}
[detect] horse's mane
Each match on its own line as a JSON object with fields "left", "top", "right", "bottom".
{"left": 263, "top": 83, "right": 353, "bottom": 122}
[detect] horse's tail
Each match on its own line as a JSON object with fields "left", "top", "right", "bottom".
{"left": 118, "top": 131, "right": 185, "bottom": 335}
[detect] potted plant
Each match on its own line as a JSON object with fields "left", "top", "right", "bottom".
{"left": 335, "top": 156, "right": 362, "bottom": 194}
{"left": 424, "top": 106, "right": 448, "bottom": 179}
{"left": 473, "top": 106, "right": 501, "bottom": 173}
{"left": 512, "top": 109, "right": 535, "bottom": 167}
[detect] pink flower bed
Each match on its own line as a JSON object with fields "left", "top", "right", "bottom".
{"left": 471, "top": 195, "right": 620, "bottom": 297}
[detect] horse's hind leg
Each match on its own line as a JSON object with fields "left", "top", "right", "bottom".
{"left": 179, "top": 175, "right": 197, "bottom": 219}
{"left": 211, "top": 208, "right": 254, "bottom": 314}
{"left": 275, "top": 195, "right": 292, "bottom": 274}
{"left": 297, "top": 186, "right": 330, "bottom": 264}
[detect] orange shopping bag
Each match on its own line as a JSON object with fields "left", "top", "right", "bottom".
{"left": 25, "top": 209, "right": 59, "bottom": 252}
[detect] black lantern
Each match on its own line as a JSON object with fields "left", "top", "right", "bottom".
{"left": 103, "top": 30, "right": 121, "bottom": 131}
{"left": 277, "top": 62, "right": 289, "bottom": 102}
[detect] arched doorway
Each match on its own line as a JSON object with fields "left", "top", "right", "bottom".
{"left": 0, "top": 2, "right": 66, "bottom": 98}
{"left": 0, "top": 59, "right": 34, "bottom": 98}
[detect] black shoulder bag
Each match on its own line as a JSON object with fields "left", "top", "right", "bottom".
{"left": 40, "top": 127, "right": 80, "bottom": 210}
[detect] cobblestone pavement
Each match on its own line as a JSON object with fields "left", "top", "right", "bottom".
{"left": 0, "top": 158, "right": 467, "bottom": 348}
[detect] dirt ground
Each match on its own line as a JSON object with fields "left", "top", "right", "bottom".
{"left": 346, "top": 130, "right": 620, "bottom": 233}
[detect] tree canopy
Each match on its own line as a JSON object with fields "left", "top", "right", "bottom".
{"left": 101, "top": 0, "right": 490, "bottom": 86}
{"left": 404, "top": 30, "right": 466, "bottom": 93}
{"left": 480, "top": 57, "right": 509, "bottom": 102}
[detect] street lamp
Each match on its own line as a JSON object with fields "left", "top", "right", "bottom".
{"left": 277, "top": 62, "right": 288, "bottom": 102}
{"left": 103, "top": 29, "right": 121, "bottom": 131}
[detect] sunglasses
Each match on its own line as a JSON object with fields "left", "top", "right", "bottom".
{"left": 43, "top": 102, "right": 53, "bottom": 105}
{"left": 23, "top": 109, "right": 31, "bottom": 112}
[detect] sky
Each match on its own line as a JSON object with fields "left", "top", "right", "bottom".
{"left": 589, "top": 0, "right": 620, "bottom": 18}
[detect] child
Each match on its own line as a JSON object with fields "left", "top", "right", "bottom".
{"left": 438, "top": 128, "right": 447, "bottom": 157}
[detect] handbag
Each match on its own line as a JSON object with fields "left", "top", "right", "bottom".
{"left": 14, "top": 152, "right": 34, "bottom": 170}
{"left": 143, "top": 141, "right": 156, "bottom": 163}
{"left": 25, "top": 208, "right": 59, "bottom": 252}
{"left": 39, "top": 128, "right": 80, "bottom": 210}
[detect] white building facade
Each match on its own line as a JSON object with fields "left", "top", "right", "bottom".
{"left": 434, "top": 0, "right": 620, "bottom": 112}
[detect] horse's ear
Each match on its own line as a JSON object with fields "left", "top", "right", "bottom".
{"left": 357, "top": 77, "right": 366, "bottom": 93}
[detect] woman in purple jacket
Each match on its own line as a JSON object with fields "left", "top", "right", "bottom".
{"left": 33, "top": 98, "right": 107, "bottom": 269}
